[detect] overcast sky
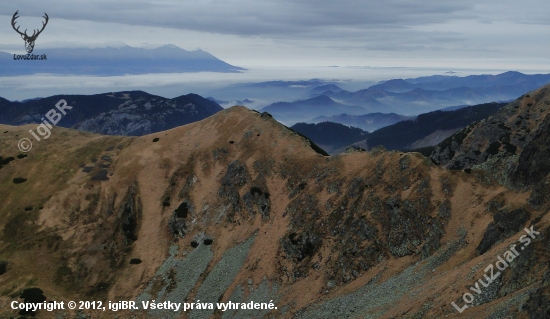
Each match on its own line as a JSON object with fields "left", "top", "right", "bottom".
{"left": 1, "top": 0, "right": 549, "bottom": 70}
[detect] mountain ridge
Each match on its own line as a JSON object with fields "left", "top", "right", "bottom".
{"left": 294, "top": 101, "right": 507, "bottom": 154}
{"left": 260, "top": 95, "right": 371, "bottom": 124}
{"left": 292, "top": 72, "right": 550, "bottom": 115}
{"left": 0, "top": 90, "right": 223, "bottom": 136}
{"left": 1, "top": 88, "right": 550, "bottom": 317}
{"left": 0, "top": 45, "right": 245, "bottom": 76}
{"left": 310, "top": 112, "right": 412, "bottom": 132}
{"left": 290, "top": 121, "right": 368, "bottom": 153}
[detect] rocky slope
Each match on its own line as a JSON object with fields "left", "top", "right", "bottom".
{"left": 0, "top": 89, "right": 549, "bottom": 318}
{"left": 431, "top": 84, "right": 550, "bottom": 192}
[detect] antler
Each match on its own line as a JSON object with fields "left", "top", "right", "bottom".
{"left": 11, "top": 10, "right": 27, "bottom": 37}
{"left": 11, "top": 11, "right": 49, "bottom": 39}
{"left": 31, "top": 13, "right": 49, "bottom": 38}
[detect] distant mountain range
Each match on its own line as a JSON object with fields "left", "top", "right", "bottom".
{"left": 237, "top": 79, "right": 331, "bottom": 89}
{"left": 0, "top": 91, "right": 222, "bottom": 136}
{"left": 352, "top": 101, "right": 508, "bottom": 152}
{"left": 311, "top": 112, "right": 412, "bottom": 132}
{"left": 291, "top": 101, "right": 507, "bottom": 154}
{"left": 367, "top": 71, "right": 550, "bottom": 93}
{"left": 318, "top": 72, "right": 550, "bottom": 115}
{"left": 207, "top": 97, "right": 255, "bottom": 107}
{"left": 210, "top": 72, "right": 550, "bottom": 124}
{"left": 401, "top": 71, "right": 550, "bottom": 90}
{"left": 260, "top": 95, "right": 373, "bottom": 124}
{"left": 204, "top": 79, "right": 345, "bottom": 110}
{"left": 0, "top": 45, "right": 244, "bottom": 76}
{"left": 290, "top": 122, "right": 368, "bottom": 153}
{"left": 307, "top": 84, "right": 346, "bottom": 95}
{"left": 319, "top": 84, "right": 521, "bottom": 115}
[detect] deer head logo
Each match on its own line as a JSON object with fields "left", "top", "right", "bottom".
{"left": 11, "top": 11, "right": 49, "bottom": 54}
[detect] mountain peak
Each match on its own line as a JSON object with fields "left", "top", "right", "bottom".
{"left": 1, "top": 45, "right": 244, "bottom": 76}
{"left": 157, "top": 44, "right": 181, "bottom": 49}
{"left": 309, "top": 94, "right": 335, "bottom": 103}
